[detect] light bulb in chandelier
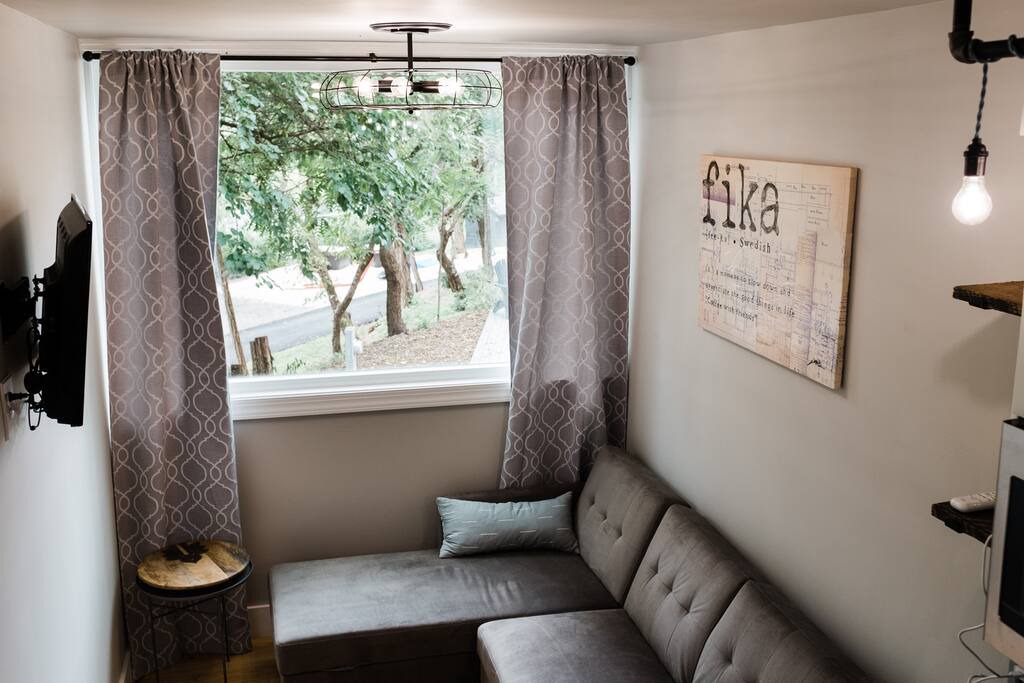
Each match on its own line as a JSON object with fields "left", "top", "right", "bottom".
{"left": 356, "top": 77, "right": 375, "bottom": 99}
{"left": 952, "top": 137, "right": 992, "bottom": 226}
{"left": 438, "top": 76, "right": 465, "bottom": 97}
{"left": 387, "top": 76, "right": 411, "bottom": 98}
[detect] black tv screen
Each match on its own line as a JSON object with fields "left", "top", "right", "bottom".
{"left": 36, "top": 197, "right": 92, "bottom": 426}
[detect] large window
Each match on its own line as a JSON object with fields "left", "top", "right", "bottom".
{"left": 215, "top": 69, "right": 509, "bottom": 416}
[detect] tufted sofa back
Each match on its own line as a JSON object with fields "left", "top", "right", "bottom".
{"left": 624, "top": 505, "right": 755, "bottom": 683}
{"left": 692, "top": 580, "right": 871, "bottom": 683}
{"left": 575, "top": 446, "right": 681, "bottom": 602}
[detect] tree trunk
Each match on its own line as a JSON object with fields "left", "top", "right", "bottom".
{"left": 477, "top": 216, "right": 492, "bottom": 273}
{"left": 251, "top": 336, "right": 274, "bottom": 375}
{"left": 307, "top": 235, "right": 340, "bottom": 312}
{"left": 408, "top": 249, "right": 424, "bottom": 293}
{"left": 452, "top": 218, "right": 467, "bottom": 257}
{"left": 331, "top": 251, "right": 374, "bottom": 353}
{"left": 395, "top": 222, "right": 417, "bottom": 301}
{"left": 437, "top": 209, "right": 464, "bottom": 293}
{"left": 378, "top": 240, "right": 408, "bottom": 336}
{"left": 216, "top": 244, "right": 248, "bottom": 376}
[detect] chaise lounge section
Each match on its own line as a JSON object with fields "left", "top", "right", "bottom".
{"left": 269, "top": 447, "right": 679, "bottom": 681}
{"left": 269, "top": 447, "right": 870, "bottom": 682}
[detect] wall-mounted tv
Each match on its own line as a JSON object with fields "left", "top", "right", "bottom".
{"left": 1, "top": 196, "right": 93, "bottom": 430}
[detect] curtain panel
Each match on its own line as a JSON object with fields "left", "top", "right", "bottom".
{"left": 500, "top": 56, "right": 631, "bottom": 487}
{"left": 98, "top": 50, "right": 250, "bottom": 678}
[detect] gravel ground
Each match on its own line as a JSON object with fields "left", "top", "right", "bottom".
{"left": 358, "top": 309, "right": 490, "bottom": 369}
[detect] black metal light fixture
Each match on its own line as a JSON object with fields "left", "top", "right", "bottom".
{"left": 948, "top": 0, "right": 1024, "bottom": 225}
{"left": 319, "top": 22, "right": 503, "bottom": 113}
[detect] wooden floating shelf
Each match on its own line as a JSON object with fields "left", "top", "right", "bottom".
{"left": 953, "top": 281, "right": 1023, "bottom": 316}
{"left": 931, "top": 501, "right": 993, "bottom": 543}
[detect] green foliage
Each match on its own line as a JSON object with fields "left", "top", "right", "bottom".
{"left": 453, "top": 269, "right": 500, "bottom": 313}
{"left": 218, "top": 71, "right": 502, "bottom": 271}
{"left": 217, "top": 228, "right": 282, "bottom": 282}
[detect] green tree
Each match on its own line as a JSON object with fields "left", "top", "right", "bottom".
{"left": 217, "top": 71, "right": 501, "bottom": 356}
{"left": 218, "top": 72, "right": 424, "bottom": 343}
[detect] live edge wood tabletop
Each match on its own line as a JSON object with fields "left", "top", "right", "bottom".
{"left": 137, "top": 540, "right": 251, "bottom": 592}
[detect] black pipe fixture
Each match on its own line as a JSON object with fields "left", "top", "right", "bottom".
{"left": 948, "top": 0, "right": 1023, "bottom": 225}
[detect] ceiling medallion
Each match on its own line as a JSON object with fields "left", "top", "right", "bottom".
{"left": 319, "top": 22, "right": 502, "bottom": 112}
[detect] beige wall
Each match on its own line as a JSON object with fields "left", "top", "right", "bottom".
{"left": 0, "top": 4, "right": 123, "bottom": 682}
{"left": 629, "top": 2, "right": 1024, "bottom": 681}
{"left": 234, "top": 402, "right": 508, "bottom": 605}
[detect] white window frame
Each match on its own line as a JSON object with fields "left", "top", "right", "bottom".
{"left": 80, "top": 40, "right": 635, "bottom": 420}
{"left": 229, "top": 363, "right": 510, "bottom": 420}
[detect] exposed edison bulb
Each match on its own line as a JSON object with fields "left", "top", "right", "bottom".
{"left": 951, "top": 175, "right": 993, "bottom": 226}
{"left": 356, "top": 77, "right": 374, "bottom": 99}
{"left": 438, "top": 76, "right": 464, "bottom": 97}
{"left": 388, "top": 76, "right": 411, "bottom": 98}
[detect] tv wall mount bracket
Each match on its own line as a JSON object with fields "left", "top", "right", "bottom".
{"left": 1, "top": 275, "right": 47, "bottom": 431}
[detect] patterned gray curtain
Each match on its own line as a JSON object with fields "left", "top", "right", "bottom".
{"left": 500, "top": 56, "right": 631, "bottom": 487}
{"left": 98, "top": 50, "right": 250, "bottom": 678}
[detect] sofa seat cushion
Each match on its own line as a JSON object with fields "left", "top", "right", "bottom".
{"left": 693, "top": 581, "right": 871, "bottom": 683}
{"left": 270, "top": 549, "right": 618, "bottom": 677}
{"left": 478, "top": 609, "right": 674, "bottom": 683}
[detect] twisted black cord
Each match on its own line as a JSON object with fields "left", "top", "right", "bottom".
{"left": 974, "top": 62, "right": 988, "bottom": 141}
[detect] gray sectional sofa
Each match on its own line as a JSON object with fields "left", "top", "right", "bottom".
{"left": 269, "top": 447, "right": 870, "bottom": 682}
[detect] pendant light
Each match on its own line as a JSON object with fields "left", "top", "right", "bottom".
{"left": 319, "top": 23, "right": 502, "bottom": 113}
{"left": 952, "top": 63, "right": 993, "bottom": 226}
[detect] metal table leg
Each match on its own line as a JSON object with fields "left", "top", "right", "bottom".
{"left": 220, "top": 595, "right": 229, "bottom": 683}
{"left": 147, "top": 595, "right": 161, "bottom": 683}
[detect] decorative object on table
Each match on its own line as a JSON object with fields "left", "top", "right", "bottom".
{"left": 98, "top": 50, "right": 251, "bottom": 677}
{"left": 437, "top": 492, "right": 579, "bottom": 558}
{"left": 698, "top": 154, "right": 858, "bottom": 390}
{"left": 136, "top": 540, "right": 252, "bottom": 683}
{"left": 500, "top": 56, "right": 631, "bottom": 487}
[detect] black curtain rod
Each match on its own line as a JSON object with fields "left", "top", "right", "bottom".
{"left": 81, "top": 50, "right": 636, "bottom": 65}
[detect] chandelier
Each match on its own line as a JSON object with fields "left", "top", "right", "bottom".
{"left": 319, "top": 23, "right": 503, "bottom": 112}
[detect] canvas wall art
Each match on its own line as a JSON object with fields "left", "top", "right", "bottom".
{"left": 698, "top": 154, "right": 858, "bottom": 389}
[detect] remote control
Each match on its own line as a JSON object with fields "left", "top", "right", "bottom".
{"left": 950, "top": 491, "right": 997, "bottom": 513}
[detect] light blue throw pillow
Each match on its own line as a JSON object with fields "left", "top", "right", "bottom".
{"left": 437, "top": 492, "right": 579, "bottom": 558}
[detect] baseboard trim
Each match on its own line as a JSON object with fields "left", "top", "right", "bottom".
{"left": 249, "top": 603, "right": 273, "bottom": 639}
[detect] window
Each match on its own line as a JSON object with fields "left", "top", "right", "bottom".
{"left": 215, "top": 68, "right": 510, "bottom": 418}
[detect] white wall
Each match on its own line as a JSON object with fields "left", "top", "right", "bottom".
{"left": 234, "top": 402, "right": 508, "bottom": 607}
{"left": 629, "top": 2, "right": 1024, "bottom": 681}
{"left": 0, "top": 4, "right": 122, "bottom": 682}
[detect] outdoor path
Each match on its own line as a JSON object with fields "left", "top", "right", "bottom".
{"left": 226, "top": 278, "right": 439, "bottom": 364}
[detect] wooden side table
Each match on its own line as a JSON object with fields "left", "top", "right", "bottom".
{"left": 135, "top": 540, "right": 252, "bottom": 683}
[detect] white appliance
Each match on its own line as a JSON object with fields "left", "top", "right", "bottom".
{"left": 985, "top": 418, "right": 1024, "bottom": 663}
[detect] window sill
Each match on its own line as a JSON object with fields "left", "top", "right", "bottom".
{"left": 228, "top": 364, "right": 511, "bottom": 420}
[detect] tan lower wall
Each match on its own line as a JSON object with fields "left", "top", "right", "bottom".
{"left": 234, "top": 402, "right": 508, "bottom": 604}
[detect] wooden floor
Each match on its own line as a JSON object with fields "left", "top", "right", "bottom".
{"left": 140, "top": 638, "right": 278, "bottom": 683}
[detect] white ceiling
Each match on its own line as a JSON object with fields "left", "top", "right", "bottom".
{"left": 6, "top": 0, "right": 936, "bottom": 46}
